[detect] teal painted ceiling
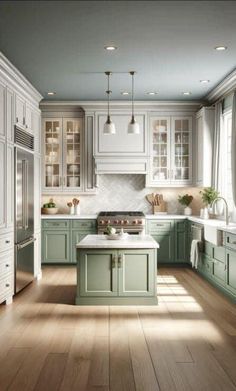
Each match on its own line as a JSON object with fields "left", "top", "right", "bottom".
{"left": 0, "top": 1, "right": 236, "bottom": 101}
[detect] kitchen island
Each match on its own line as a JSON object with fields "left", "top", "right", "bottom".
{"left": 76, "top": 234, "right": 159, "bottom": 305}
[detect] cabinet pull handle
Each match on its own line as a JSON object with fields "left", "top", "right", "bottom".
{"left": 5, "top": 264, "right": 10, "bottom": 268}
{"left": 5, "top": 283, "right": 10, "bottom": 288}
{"left": 23, "top": 117, "right": 25, "bottom": 125}
{"left": 112, "top": 255, "right": 116, "bottom": 268}
{"left": 118, "top": 254, "right": 122, "bottom": 268}
{"left": 5, "top": 240, "right": 10, "bottom": 244}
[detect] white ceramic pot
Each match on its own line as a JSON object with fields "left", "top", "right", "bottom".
{"left": 74, "top": 205, "right": 80, "bottom": 215}
{"left": 184, "top": 206, "right": 192, "bottom": 216}
{"left": 69, "top": 206, "right": 74, "bottom": 215}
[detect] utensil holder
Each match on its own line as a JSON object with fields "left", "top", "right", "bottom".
{"left": 153, "top": 203, "right": 166, "bottom": 214}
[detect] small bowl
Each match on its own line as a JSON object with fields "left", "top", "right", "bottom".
{"left": 42, "top": 207, "right": 59, "bottom": 215}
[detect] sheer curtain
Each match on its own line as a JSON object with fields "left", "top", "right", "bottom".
{"left": 212, "top": 101, "right": 223, "bottom": 191}
{"left": 231, "top": 91, "right": 236, "bottom": 207}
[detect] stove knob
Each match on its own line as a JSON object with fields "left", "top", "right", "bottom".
{"left": 124, "top": 220, "right": 129, "bottom": 224}
{"left": 114, "top": 220, "right": 119, "bottom": 224}
{"left": 132, "top": 220, "right": 138, "bottom": 225}
{"left": 138, "top": 220, "right": 143, "bottom": 224}
{"left": 120, "top": 220, "right": 124, "bottom": 225}
{"left": 105, "top": 220, "right": 111, "bottom": 224}
{"left": 100, "top": 220, "right": 105, "bottom": 225}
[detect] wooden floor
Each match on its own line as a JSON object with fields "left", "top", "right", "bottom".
{"left": 0, "top": 267, "right": 236, "bottom": 391}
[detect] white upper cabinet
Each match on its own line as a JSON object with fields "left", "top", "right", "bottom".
{"left": 0, "top": 81, "right": 5, "bottom": 138}
{"left": 6, "top": 88, "right": 14, "bottom": 143}
{"left": 195, "top": 107, "right": 215, "bottom": 187}
{"left": 15, "top": 93, "right": 36, "bottom": 133}
{"left": 42, "top": 116, "right": 95, "bottom": 194}
{"left": 95, "top": 113, "right": 147, "bottom": 156}
{"left": 147, "top": 114, "right": 193, "bottom": 187}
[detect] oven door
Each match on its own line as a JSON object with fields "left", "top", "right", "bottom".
{"left": 98, "top": 227, "right": 144, "bottom": 235}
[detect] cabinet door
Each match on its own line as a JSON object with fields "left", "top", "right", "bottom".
{"left": 43, "top": 118, "right": 63, "bottom": 191}
{"left": 196, "top": 114, "right": 203, "bottom": 186}
{"left": 6, "top": 88, "right": 14, "bottom": 143}
{"left": 63, "top": 118, "right": 83, "bottom": 191}
{"left": 149, "top": 116, "right": 171, "bottom": 185}
{"left": 71, "top": 230, "right": 96, "bottom": 263}
{"left": 79, "top": 250, "right": 118, "bottom": 296}
{"left": 34, "top": 155, "right": 41, "bottom": 232}
{"left": 226, "top": 250, "right": 236, "bottom": 295}
{"left": 152, "top": 232, "right": 174, "bottom": 263}
{"left": 175, "top": 224, "right": 187, "bottom": 263}
{"left": 15, "top": 94, "right": 25, "bottom": 128}
{"left": 42, "top": 230, "right": 70, "bottom": 263}
{"left": 118, "top": 249, "right": 156, "bottom": 296}
{"left": 0, "top": 140, "right": 6, "bottom": 230}
{"left": 32, "top": 111, "right": 41, "bottom": 154}
{"left": 171, "top": 116, "right": 192, "bottom": 185}
{"left": 0, "top": 82, "right": 5, "bottom": 138}
{"left": 212, "top": 260, "right": 225, "bottom": 286}
{"left": 6, "top": 144, "right": 14, "bottom": 229}
{"left": 25, "top": 104, "right": 32, "bottom": 132}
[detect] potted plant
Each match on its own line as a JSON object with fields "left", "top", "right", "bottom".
{"left": 42, "top": 198, "right": 58, "bottom": 215}
{"left": 199, "top": 187, "right": 219, "bottom": 219}
{"left": 178, "top": 194, "right": 193, "bottom": 216}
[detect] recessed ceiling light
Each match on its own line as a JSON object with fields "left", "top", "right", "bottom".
{"left": 200, "top": 80, "right": 210, "bottom": 84}
{"left": 121, "top": 91, "right": 130, "bottom": 96}
{"left": 182, "top": 91, "right": 191, "bottom": 96}
{"left": 104, "top": 45, "right": 117, "bottom": 51}
{"left": 146, "top": 92, "right": 158, "bottom": 95}
{"left": 47, "top": 92, "right": 56, "bottom": 96}
{"left": 215, "top": 46, "right": 227, "bottom": 51}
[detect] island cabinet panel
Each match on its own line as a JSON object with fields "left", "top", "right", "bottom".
{"left": 147, "top": 220, "right": 175, "bottom": 263}
{"left": 79, "top": 250, "right": 118, "bottom": 296}
{"left": 225, "top": 250, "right": 236, "bottom": 295}
{"left": 42, "top": 230, "right": 70, "bottom": 263}
{"left": 71, "top": 230, "right": 96, "bottom": 263}
{"left": 118, "top": 250, "right": 155, "bottom": 296}
{"left": 76, "top": 247, "right": 157, "bottom": 304}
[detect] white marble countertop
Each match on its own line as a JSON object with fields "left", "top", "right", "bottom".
{"left": 146, "top": 214, "right": 187, "bottom": 219}
{"left": 76, "top": 234, "right": 159, "bottom": 249}
{"left": 41, "top": 214, "right": 97, "bottom": 219}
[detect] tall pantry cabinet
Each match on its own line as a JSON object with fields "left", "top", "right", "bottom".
{"left": 0, "top": 52, "right": 42, "bottom": 304}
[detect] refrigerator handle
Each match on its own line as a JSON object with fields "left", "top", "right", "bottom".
{"left": 17, "top": 237, "right": 36, "bottom": 250}
{"left": 24, "top": 160, "right": 29, "bottom": 229}
{"left": 22, "top": 160, "right": 26, "bottom": 229}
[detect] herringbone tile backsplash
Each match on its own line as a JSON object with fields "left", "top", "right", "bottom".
{"left": 42, "top": 175, "right": 202, "bottom": 215}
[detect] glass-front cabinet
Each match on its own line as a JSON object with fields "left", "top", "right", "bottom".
{"left": 148, "top": 115, "right": 192, "bottom": 186}
{"left": 42, "top": 117, "right": 83, "bottom": 192}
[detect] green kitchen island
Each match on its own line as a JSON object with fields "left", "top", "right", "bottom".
{"left": 76, "top": 234, "right": 159, "bottom": 305}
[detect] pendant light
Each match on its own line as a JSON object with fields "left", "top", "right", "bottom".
{"left": 104, "top": 71, "right": 116, "bottom": 134}
{"left": 128, "top": 71, "right": 140, "bottom": 134}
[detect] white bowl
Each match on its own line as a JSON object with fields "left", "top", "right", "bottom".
{"left": 42, "top": 208, "right": 59, "bottom": 215}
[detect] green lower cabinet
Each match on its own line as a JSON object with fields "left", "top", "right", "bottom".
{"left": 76, "top": 248, "right": 157, "bottom": 305}
{"left": 42, "top": 230, "right": 70, "bottom": 263}
{"left": 151, "top": 232, "right": 174, "bottom": 263}
{"left": 79, "top": 250, "right": 118, "bottom": 297}
{"left": 71, "top": 230, "right": 96, "bottom": 264}
{"left": 212, "top": 260, "right": 226, "bottom": 286}
{"left": 225, "top": 249, "right": 236, "bottom": 295}
{"left": 175, "top": 221, "right": 188, "bottom": 263}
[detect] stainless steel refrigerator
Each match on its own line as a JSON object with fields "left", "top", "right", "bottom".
{"left": 15, "top": 130, "right": 35, "bottom": 293}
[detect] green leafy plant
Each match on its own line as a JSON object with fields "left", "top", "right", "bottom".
{"left": 200, "top": 187, "right": 219, "bottom": 206}
{"left": 178, "top": 194, "right": 193, "bottom": 207}
{"left": 43, "top": 198, "right": 56, "bottom": 208}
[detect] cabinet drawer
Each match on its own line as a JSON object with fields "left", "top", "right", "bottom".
{"left": 212, "top": 260, "right": 225, "bottom": 285}
{"left": 72, "top": 220, "right": 97, "bottom": 230}
{"left": 204, "top": 241, "right": 213, "bottom": 258}
{"left": 147, "top": 220, "right": 173, "bottom": 233}
{"left": 201, "top": 255, "right": 213, "bottom": 275}
{"left": 42, "top": 220, "right": 70, "bottom": 229}
{"left": 213, "top": 246, "right": 225, "bottom": 263}
{"left": 0, "top": 273, "right": 14, "bottom": 303}
{"left": 0, "top": 251, "right": 14, "bottom": 277}
{"left": 0, "top": 233, "right": 14, "bottom": 253}
{"left": 225, "top": 233, "right": 236, "bottom": 251}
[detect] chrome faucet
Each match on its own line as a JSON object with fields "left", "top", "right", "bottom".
{"left": 212, "top": 197, "right": 229, "bottom": 226}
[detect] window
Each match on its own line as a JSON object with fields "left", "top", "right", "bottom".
{"left": 221, "top": 110, "right": 233, "bottom": 210}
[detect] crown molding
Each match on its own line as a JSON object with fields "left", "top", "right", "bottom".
{"left": 206, "top": 68, "right": 236, "bottom": 103}
{"left": 40, "top": 99, "right": 203, "bottom": 112}
{"left": 0, "top": 51, "right": 43, "bottom": 104}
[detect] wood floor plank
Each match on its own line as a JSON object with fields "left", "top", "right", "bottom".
{"left": 33, "top": 352, "right": 68, "bottom": 391}
{"left": 0, "top": 266, "right": 235, "bottom": 391}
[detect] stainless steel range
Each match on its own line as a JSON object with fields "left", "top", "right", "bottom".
{"left": 97, "top": 211, "right": 145, "bottom": 234}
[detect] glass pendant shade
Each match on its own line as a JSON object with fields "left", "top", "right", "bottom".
{"left": 128, "top": 116, "right": 140, "bottom": 134}
{"left": 128, "top": 71, "right": 140, "bottom": 134}
{"left": 103, "top": 71, "right": 116, "bottom": 134}
{"left": 104, "top": 116, "right": 116, "bottom": 134}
